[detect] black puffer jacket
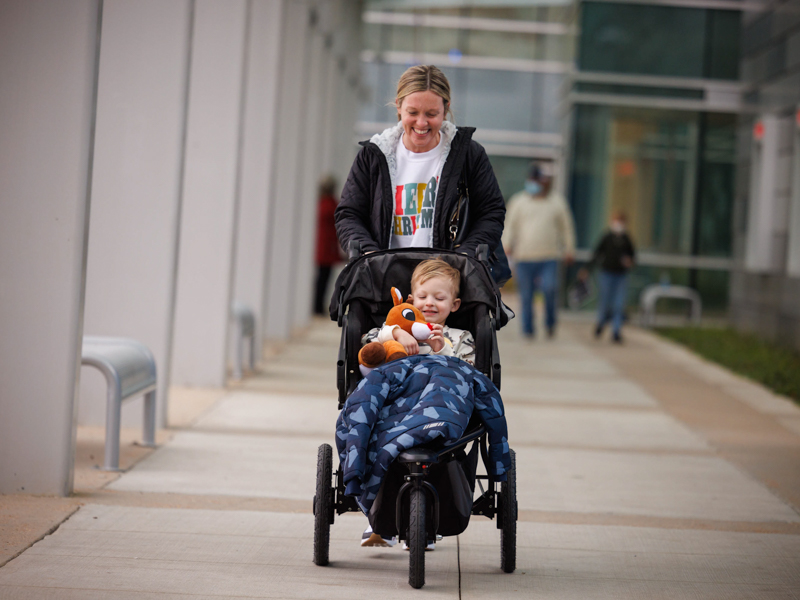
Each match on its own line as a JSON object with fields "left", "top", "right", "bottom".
{"left": 335, "top": 123, "right": 505, "bottom": 257}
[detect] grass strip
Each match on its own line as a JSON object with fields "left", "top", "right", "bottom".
{"left": 655, "top": 327, "right": 800, "bottom": 405}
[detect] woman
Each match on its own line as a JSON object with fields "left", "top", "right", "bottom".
{"left": 578, "top": 210, "right": 636, "bottom": 343}
{"left": 335, "top": 65, "right": 505, "bottom": 258}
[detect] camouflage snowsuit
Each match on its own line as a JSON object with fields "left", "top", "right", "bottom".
{"left": 335, "top": 354, "right": 510, "bottom": 514}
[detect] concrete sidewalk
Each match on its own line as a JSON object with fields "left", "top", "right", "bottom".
{"left": 2, "top": 308, "right": 800, "bottom": 599}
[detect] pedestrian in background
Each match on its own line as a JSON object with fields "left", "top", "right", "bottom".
{"left": 579, "top": 209, "right": 636, "bottom": 343}
{"left": 314, "top": 174, "right": 341, "bottom": 316}
{"left": 502, "top": 161, "right": 576, "bottom": 339}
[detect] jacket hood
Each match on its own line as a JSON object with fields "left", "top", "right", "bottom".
{"left": 369, "top": 120, "right": 458, "bottom": 157}
{"left": 368, "top": 120, "right": 458, "bottom": 202}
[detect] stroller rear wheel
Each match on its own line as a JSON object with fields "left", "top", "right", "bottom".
{"left": 408, "top": 487, "right": 426, "bottom": 589}
{"left": 313, "top": 443, "right": 333, "bottom": 566}
{"left": 500, "top": 448, "right": 517, "bottom": 573}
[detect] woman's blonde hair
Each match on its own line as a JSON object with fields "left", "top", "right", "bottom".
{"left": 411, "top": 258, "right": 461, "bottom": 298}
{"left": 395, "top": 65, "right": 452, "bottom": 120}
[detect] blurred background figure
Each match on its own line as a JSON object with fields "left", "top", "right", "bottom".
{"left": 314, "top": 174, "right": 342, "bottom": 316}
{"left": 503, "top": 161, "right": 576, "bottom": 339}
{"left": 579, "top": 210, "right": 636, "bottom": 343}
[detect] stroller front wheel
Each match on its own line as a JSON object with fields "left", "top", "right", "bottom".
{"left": 408, "top": 487, "right": 426, "bottom": 589}
{"left": 313, "top": 443, "right": 333, "bottom": 566}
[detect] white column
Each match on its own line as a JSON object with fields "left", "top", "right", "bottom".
{"left": 170, "top": 0, "right": 249, "bottom": 386}
{"left": 80, "top": 0, "right": 193, "bottom": 429}
{"left": 231, "top": 0, "right": 284, "bottom": 365}
{"left": 745, "top": 115, "right": 781, "bottom": 272}
{"left": 291, "top": 14, "right": 328, "bottom": 329}
{"left": 263, "top": 0, "right": 311, "bottom": 341}
{"left": 786, "top": 110, "right": 800, "bottom": 277}
{"left": 0, "top": 0, "right": 101, "bottom": 495}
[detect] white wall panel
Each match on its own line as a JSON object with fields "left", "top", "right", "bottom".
{"left": 80, "top": 0, "right": 193, "bottom": 429}
{"left": 0, "top": 0, "right": 101, "bottom": 495}
{"left": 292, "top": 19, "right": 327, "bottom": 329}
{"left": 171, "top": 0, "right": 248, "bottom": 386}
{"left": 231, "top": 0, "right": 284, "bottom": 365}
{"left": 263, "top": 0, "right": 311, "bottom": 341}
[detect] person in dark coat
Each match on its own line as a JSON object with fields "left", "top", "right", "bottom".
{"left": 335, "top": 65, "right": 505, "bottom": 258}
{"left": 314, "top": 175, "right": 341, "bottom": 316}
{"left": 579, "top": 210, "right": 636, "bottom": 343}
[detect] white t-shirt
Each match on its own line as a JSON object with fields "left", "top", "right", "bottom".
{"left": 389, "top": 134, "right": 444, "bottom": 249}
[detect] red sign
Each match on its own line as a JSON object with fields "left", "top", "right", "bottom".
{"left": 796, "top": 108, "right": 800, "bottom": 128}
{"left": 753, "top": 120, "right": 764, "bottom": 141}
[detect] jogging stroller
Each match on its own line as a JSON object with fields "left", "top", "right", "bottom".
{"left": 313, "top": 244, "right": 517, "bottom": 589}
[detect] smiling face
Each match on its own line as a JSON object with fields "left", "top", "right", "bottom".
{"left": 398, "top": 90, "right": 446, "bottom": 153}
{"left": 411, "top": 275, "right": 461, "bottom": 325}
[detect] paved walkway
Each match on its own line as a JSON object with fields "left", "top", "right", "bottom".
{"left": 2, "top": 307, "right": 800, "bottom": 599}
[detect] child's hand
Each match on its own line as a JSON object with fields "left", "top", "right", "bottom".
{"left": 394, "top": 328, "right": 419, "bottom": 355}
{"left": 427, "top": 324, "right": 445, "bottom": 352}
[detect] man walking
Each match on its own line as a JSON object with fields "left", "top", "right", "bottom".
{"left": 502, "top": 161, "right": 576, "bottom": 339}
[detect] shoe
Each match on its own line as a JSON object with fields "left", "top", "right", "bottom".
{"left": 523, "top": 331, "right": 534, "bottom": 341}
{"left": 402, "top": 540, "right": 435, "bottom": 551}
{"left": 594, "top": 324, "right": 603, "bottom": 339}
{"left": 612, "top": 332, "right": 623, "bottom": 344}
{"left": 361, "top": 526, "right": 397, "bottom": 547}
{"left": 546, "top": 327, "right": 555, "bottom": 339}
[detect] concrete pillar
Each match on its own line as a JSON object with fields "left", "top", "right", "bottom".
{"left": 263, "top": 0, "right": 311, "bottom": 341}
{"left": 291, "top": 11, "right": 328, "bottom": 329}
{"left": 80, "top": 0, "right": 193, "bottom": 430}
{"left": 231, "top": 0, "right": 284, "bottom": 365}
{"left": 745, "top": 115, "right": 781, "bottom": 273}
{"left": 0, "top": 0, "right": 101, "bottom": 495}
{"left": 170, "top": 0, "right": 249, "bottom": 386}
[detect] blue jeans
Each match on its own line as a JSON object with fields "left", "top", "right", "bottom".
{"left": 597, "top": 270, "right": 629, "bottom": 335}
{"left": 516, "top": 260, "right": 558, "bottom": 336}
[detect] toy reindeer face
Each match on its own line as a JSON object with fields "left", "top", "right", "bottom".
{"left": 385, "top": 287, "right": 433, "bottom": 341}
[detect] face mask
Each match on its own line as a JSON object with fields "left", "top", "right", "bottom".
{"left": 610, "top": 221, "right": 625, "bottom": 234}
{"left": 525, "top": 181, "right": 541, "bottom": 196}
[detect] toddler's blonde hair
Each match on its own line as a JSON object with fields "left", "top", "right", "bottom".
{"left": 411, "top": 258, "right": 460, "bottom": 298}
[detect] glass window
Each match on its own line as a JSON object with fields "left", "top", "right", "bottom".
{"left": 569, "top": 105, "right": 736, "bottom": 259}
{"left": 486, "top": 155, "right": 534, "bottom": 202}
{"left": 465, "top": 30, "right": 541, "bottom": 61}
{"left": 578, "top": 4, "right": 740, "bottom": 80}
{"left": 708, "top": 10, "right": 741, "bottom": 80}
{"left": 579, "top": 3, "right": 706, "bottom": 77}
{"left": 460, "top": 69, "right": 536, "bottom": 131}
{"left": 695, "top": 114, "right": 737, "bottom": 256}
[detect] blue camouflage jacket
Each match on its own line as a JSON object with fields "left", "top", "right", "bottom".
{"left": 335, "top": 354, "right": 510, "bottom": 513}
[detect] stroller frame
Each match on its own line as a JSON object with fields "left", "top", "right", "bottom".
{"left": 313, "top": 245, "right": 517, "bottom": 589}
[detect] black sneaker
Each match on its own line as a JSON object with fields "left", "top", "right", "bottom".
{"left": 612, "top": 332, "right": 623, "bottom": 344}
{"left": 594, "top": 324, "right": 603, "bottom": 339}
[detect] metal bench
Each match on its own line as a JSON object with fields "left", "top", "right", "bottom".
{"left": 639, "top": 284, "right": 702, "bottom": 327}
{"left": 81, "top": 336, "right": 157, "bottom": 471}
{"left": 231, "top": 302, "right": 256, "bottom": 380}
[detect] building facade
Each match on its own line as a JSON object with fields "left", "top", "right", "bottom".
{"left": 564, "top": 0, "right": 744, "bottom": 312}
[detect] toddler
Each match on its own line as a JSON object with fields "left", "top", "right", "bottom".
{"left": 361, "top": 258, "right": 475, "bottom": 366}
